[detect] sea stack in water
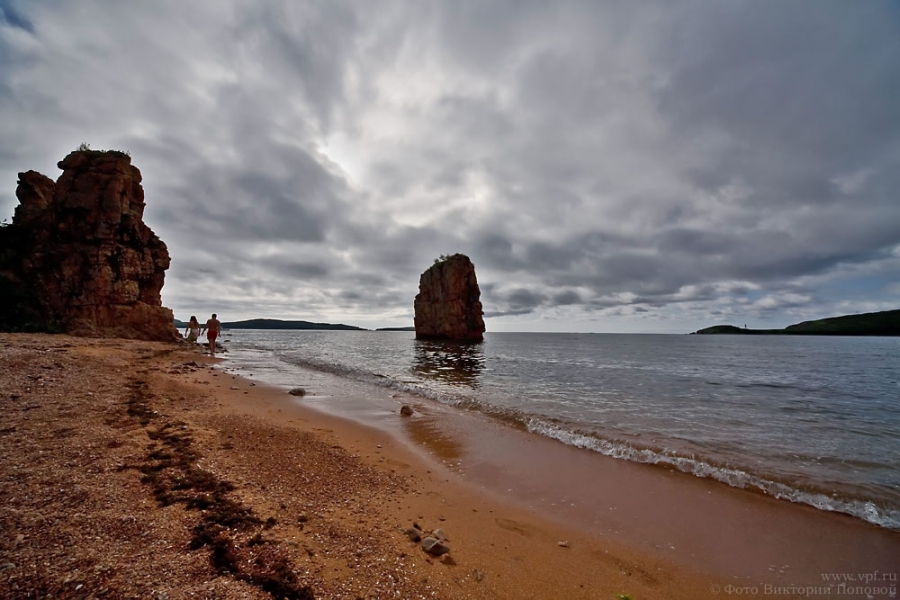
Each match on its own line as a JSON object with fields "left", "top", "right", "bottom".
{"left": 414, "top": 254, "right": 485, "bottom": 341}
{"left": 0, "top": 149, "right": 177, "bottom": 340}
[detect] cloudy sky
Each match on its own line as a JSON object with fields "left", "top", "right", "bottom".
{"left": 2, "top": 1, "right": 899, "bottom": 332}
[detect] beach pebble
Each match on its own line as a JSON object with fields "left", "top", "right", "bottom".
{"left": 421, "top": 537, "right": 450, "bottom": 556}
{"left": 288, "top": 387, "right": 306, "bottom": 397}
{"left": 404, "top": 527, "right": 422, "bottom": 542}
{"left": 432, "top": 528, "right": 449, "bottom": 542}
{"left": 230, "top": 386, "right": 239, "bottom": 390}
{"left": 557, "top": 540, "right": 569, "bottom": 548}
{"left": 400, "top": 405, "right": 414, "bottom": 417}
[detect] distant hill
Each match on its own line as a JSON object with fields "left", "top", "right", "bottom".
{"left": 376, "top": 326, "right": 416, "bottom": 331}
{"left": 694, "top": 309, "right": 900, "bottom": 336}
{"left": 221, "top": 318, "right": 366, "bottom": 331}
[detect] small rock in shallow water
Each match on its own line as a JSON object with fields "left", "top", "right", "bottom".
{"left": 400, "top": 404, "right": 413, "bottom": 416}
{"left": 421, "top": 537, "right": 450, "bottom": 556}
{"left": 288, "top": 387, "right": 306, "bottom": 396}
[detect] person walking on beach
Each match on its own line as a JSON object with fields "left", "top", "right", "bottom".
{"left": 184, "top": 316, "right": 201, "bottom": 343}
{"left": 201, "top": 313, "right": 221, "bottom": 355}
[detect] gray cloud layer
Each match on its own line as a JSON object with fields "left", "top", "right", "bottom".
{"left": 2, "top": 0, "right": 899, "bottom": 331}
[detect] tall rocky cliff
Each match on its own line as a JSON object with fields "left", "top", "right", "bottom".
{"left": 0, "top": 149, "right": 177, "bottom": 340}
{"left": 414, "top": 254, "right": 485, "bottom": 341}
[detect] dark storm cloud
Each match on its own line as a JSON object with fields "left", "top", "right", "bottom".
{"left": 651, "top": 0, "right": 900, "bottom": 290}
{"left": 659, "top": 3, "right": 900, "bottom": 168}
{"left": 507, "top": 288, "right": 547, "bottom": 310}
{"left": 269, "top": 259, "right": 330, "bottom": 280}
{"left": 656, "top": 229, "right": 733, "bottom": 257}
{"left": 553, "top": 290, "right": 581, "bottom": 306}
{"left": 1, "top": 0, "right": 898, "bottom": 330}
{"left": 0, "top": 2, "right": 33, "bottom": 33}
{"left": 237, "top": 2, "right": 362, "bottom": 132}
{"left": 160, "top": 154, "right": 339, "bottom": 244}
{"left": 490, "top": 3, "right": 895, "bottom": 306}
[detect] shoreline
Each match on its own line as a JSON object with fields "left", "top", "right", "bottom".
{"left": 219, "top": 350, "right": 900, "bottom": 586}
{"left": 1, "top": 333, "right": 718, "bottom": 599}
{"left": 2, "top": 333, "right": 897, "bottom": 598}
{"left": 221, "top": 330, "right": 900, "bottom": 535}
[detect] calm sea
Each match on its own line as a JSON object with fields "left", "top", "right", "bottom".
{"left": 222, "top": 330, "right": 900, "bottom": 530}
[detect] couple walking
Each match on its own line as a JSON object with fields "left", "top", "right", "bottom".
{"left": 184, "top": 313, "right": 221, "bottom": 354}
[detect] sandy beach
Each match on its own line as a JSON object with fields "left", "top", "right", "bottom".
{"left": 1, "top": 334, "right": 897, "bottom": 599}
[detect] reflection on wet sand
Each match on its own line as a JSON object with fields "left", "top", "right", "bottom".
{"left": 401, "top": 415, "right": 463, "bottom": 464}
{"left": 412, "top": 340, "right": 485, "bottom": 388}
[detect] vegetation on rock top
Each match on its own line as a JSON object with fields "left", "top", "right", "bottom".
{"left": 76, "top": 142, "right": 130, "bottom": 158}
{"left": 433, "top": 253, "right": 467, "bottom": 265}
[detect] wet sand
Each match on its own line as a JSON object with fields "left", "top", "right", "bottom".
{"left": 221, "top": 347, "right": 900, "bottom": 592}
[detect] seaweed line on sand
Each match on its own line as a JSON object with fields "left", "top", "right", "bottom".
{"left": 122, "top": 377, "right": 314, "bottom": 600}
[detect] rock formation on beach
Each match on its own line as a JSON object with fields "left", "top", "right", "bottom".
{"left": 0, "top": 149, "right": 177, "bottom": 340}
{"left": 414, "top": 254, "right": 485, "bottom": 341}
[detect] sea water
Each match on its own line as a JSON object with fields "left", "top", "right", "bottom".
{"left": 221, "top": 330, "right": 900, "bottom": 530}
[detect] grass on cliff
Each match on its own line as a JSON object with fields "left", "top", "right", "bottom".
{"left": 433, "top": 252, "right": 469, "bottom": 265}
{"left": 76, "top": 142, "right": 130, "bottom": 158}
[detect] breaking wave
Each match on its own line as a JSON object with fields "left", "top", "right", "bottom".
{"left": 274, "top": 352, "right": 900, "bottom": 531}
{"left": 524, "top": 419, "right": 900, "bottom": 531}
{"left": 222, "top": 332, "right": 900, "bottom": 534}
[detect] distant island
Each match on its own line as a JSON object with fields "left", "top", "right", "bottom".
{"left": 693, "top": 309, "right": 900, "bottom": 336}
{"left": 376, "top": 326, "right": 416, "bottom": 331}
{"left": 174, "top": 318, "right": 365, "bottom": 331}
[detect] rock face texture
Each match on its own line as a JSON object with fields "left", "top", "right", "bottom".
{"left": 0, "top": 150, "right": 177, "bottom": 340}
{"left": 414, "top": 254, "right": 485, "bottom": 341}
